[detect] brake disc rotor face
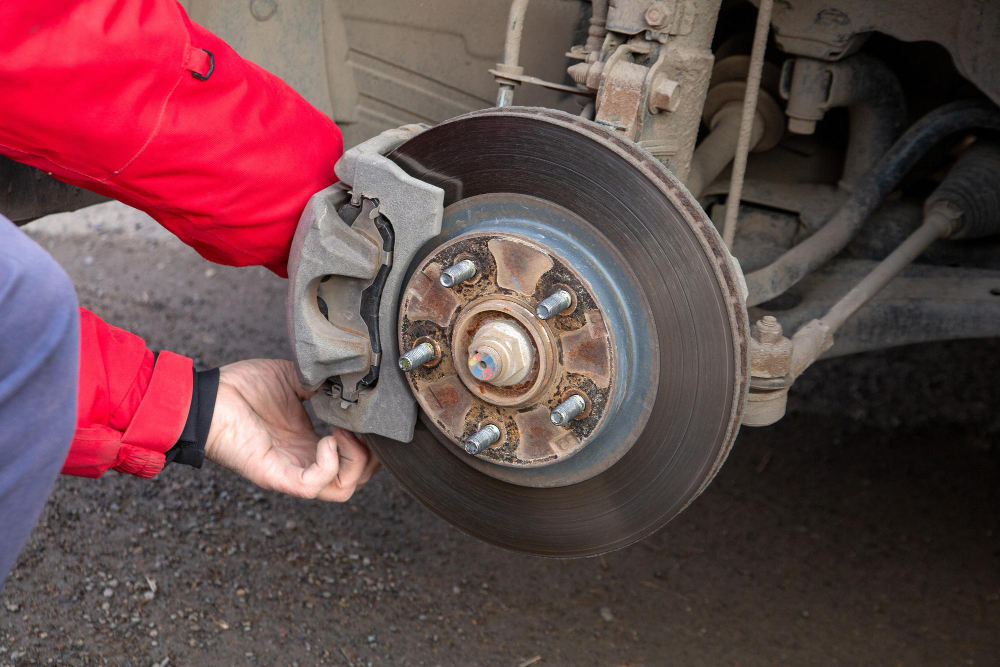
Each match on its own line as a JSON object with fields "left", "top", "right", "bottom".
{"left": 370, "top": 108, "right": 749, "bottom": 557}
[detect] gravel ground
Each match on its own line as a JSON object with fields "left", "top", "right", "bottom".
{"left": 2, "top": 203, "right": 998, "bottom": 666}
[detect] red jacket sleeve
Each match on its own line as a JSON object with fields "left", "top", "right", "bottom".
{"left": 0, "top": 2, "right": 346, "bottom": 478}
{"left": 1, "top": 2, "right": 344, "bottom": 478}
{"left": 0, "top": 0, "right": 344, "bottom": 276}
{"left": 64, "top": 309, "right": 193, "bottom": 479}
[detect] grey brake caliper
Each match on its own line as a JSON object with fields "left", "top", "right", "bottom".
{"left": 286, "top": 126, "right": 443, "bottom": 442}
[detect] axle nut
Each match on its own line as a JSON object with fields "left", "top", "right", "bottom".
{"left": 468, "top": 319, "right": 534, "bottom": 387}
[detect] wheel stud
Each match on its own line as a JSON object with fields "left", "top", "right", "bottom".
{"left": 536, "top": 289, "right": 573, "bottom": 320}
{"left": 440, "top": 259, "right": 477, "bottom": 287}
{"left": 464, "top": 424, "right": 502, "bottom": 454}
{"left": 550, "top": 394, "right": 587, "bottom": 426}
{"left": 398, "top": 341, "right": 437, "bottom": 371}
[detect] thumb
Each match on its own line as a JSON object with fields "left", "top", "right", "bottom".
{"left": 285, "top": 435, "right": 340, "bottom": 498}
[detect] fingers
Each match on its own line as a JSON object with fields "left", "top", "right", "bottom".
{"left": 334, "top": 429, "right": 367, "bottom": 484}
{"left": 336, "top": 430, "right": 380, "bottom": 490}
{"left": 281, "top": 435, "right": 341, "bottom": 499}
{"left": 270, "top": 430, "right": 376, "bottom": 502}
{"left": 356, "top": 443, "right": 381, "bottom": 489}
{"left": 316, "top": 429, "right": 372, "bottom": 502}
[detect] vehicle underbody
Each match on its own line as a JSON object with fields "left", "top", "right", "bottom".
{"left": 6, "top": 0, "right": 1000, "bottom": 557}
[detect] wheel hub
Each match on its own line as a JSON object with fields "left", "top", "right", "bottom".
{"left": 398, "top": 230, "right": 619, "bottom": 469}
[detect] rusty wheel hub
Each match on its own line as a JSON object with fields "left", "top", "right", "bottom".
{"left": 399, "top": 231, "right": 617, "bottom": 468}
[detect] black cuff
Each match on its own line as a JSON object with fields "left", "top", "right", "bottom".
{"left": 165, "top": 367, "right": 219, "bottom": 469}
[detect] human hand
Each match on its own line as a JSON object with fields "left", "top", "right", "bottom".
{"left": 204, "top": 359, "right": 379, "bottom": 501}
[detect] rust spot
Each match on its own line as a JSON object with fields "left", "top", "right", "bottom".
{"left": 402, "top": 263, "right": 461, "bottom": 327}
{"left": 423, "top": 375, "right": 475, "bottom": 436}
{"left": 560, "top": 311, "right": 612, "bottom": 387}
{"left": 514, "top": 405, "right": 577, "bottom": 461}
{"left": 594, "top": 61, "right": 646, "bottom": 139}
{"left": 489, "top": 238, "right": 553, "bottom": 296}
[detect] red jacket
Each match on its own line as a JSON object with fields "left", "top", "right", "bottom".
{"left": 0, "top": 0, "right": 344, "bottom": 477}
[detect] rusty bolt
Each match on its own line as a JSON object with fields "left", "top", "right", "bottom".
{"left": 753, "top": 315, "right": 784, "bottom": 344}
{"left": 648, "top": 75, "right": 681, "bottom": 114}
{"left": 567, "top": 61, "right": 604, "bottom": 91}
{"left": 568, "top": 62, "right": 590, "bottom": 86}
{"left": 750, "top": 316, "right": 793, "bottom": 379}
{"left": 440, "top": 259, "right": 477, "bottom": 288}
{"left": 464, "top": 424, "right": 502, "bottom": 455}
{"left": 585, "top": 61, "right": 604, "bottom": 90}
{"left": 399, "top": 341, "right": 437, "bottom": 371}
{"left": 644, "top": 2, "right": 669, "bottom": 28}
{"left": 551, "top": 394, "right": 587, "bottom": 426}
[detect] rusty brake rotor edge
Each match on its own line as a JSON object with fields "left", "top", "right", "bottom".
{"left": 367, "top": 107, "right": 748, "bottom": 557}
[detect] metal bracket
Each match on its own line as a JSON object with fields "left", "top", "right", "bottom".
{"left": 286, "top": 126, "right": 444, "bottom": 442}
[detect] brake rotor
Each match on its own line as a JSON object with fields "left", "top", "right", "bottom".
{"left": 369, "top": 107, "right": 749, "bottom": 557}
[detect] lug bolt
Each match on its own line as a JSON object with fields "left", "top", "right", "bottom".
{"left": 398, "top": 341, "right": 437, "bottom": 371}
{"left": 464, "top": 424, "right": 502, "bottom": 455}
{"left": 550, "top": 394, "right": 587, "bottom": 426}
{"left": 536, "top": 289, "right": 573, "bottom": 320}
{"left": 440, "top": 259, "right": 477, "bottom": 288}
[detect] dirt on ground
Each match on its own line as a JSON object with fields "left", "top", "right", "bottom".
{"left": 1, "top": 203, "right": 998, "bottom": 666}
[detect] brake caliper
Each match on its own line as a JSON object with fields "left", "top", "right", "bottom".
{"left": 286, "top": 126, "right": 442, "bottom": 442}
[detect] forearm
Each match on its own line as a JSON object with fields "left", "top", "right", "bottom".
{"left": 0, "top": 0, "right": 343, "bottom": 276}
